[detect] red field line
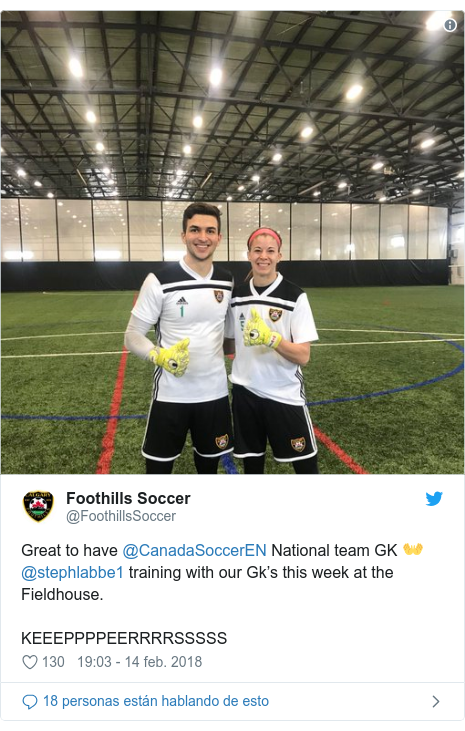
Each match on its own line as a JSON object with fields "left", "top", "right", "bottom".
{"left": 96, "top": 293, "right": 137, "bottom": 474}
{"left": 314, "top": 426, "right": 369, "bottom": 475}
{"left": 95, "top": 346, "right": 129, "bottom": 474}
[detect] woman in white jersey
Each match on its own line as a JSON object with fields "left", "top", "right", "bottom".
{"left": 227, "top": 227, "right": 319, "bottom": 474}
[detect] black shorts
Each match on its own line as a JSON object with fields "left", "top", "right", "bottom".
{"left": 232, "top": 384, "right": 317, "bottom": 462}
{"left": 142, "top": 396, "right": 233, "bottom": 462}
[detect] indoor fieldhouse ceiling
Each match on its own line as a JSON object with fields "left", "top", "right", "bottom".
{"left": 1, "top": 10, "right": 464, "bottom": 209}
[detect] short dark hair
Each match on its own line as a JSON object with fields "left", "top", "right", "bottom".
{"left": 182, "top": 203, "right": 222, "bottom": 234}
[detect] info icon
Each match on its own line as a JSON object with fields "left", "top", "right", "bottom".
{"left": 444, "top": 18, "right": 457, "bottom": 32}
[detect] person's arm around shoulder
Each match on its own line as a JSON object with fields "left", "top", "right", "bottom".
{"left": 275, "top": 338, "right": 310, "bottom": 366}
{"left": 277, "top": 290, "right": 317, "bottom": 366}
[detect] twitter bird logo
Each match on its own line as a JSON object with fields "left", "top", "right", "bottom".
{"left": 426, "top": 492, "right": 443, "bottom": 506}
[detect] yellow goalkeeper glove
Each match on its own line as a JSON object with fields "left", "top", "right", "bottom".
{"left": 243, "top": 308, "right": 282, "bottom": 349}
{"left": 148, "top": 338, "right": 190, "bottom": 377}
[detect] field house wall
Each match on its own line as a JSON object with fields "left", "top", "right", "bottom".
{"left": 1, "top": 259, "right": 448, "bottom": 292}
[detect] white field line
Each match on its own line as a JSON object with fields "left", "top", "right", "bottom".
{"left": 319, "top": 328, "right": 464, "bottom": 336}
{"left": 2, "top": 328, "right": 464, "bottom": 342}
{"left": 313, "top": 338, "right": 464, "bottom": 347}
{"left": 1, "top": 351, "right": 125, "bottom": 359}
{"left": 2, "top": 331, "right": 125, "bottom": 341}
{"left": 2, "top": 338, "right": 464, "bottom": 359}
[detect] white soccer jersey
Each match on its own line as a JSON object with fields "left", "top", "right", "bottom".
{"left": 226, "top": 273, "right": 318, "bottom": 406}
{"left": 132, "top": 259, "right": 233, "bottom": 403}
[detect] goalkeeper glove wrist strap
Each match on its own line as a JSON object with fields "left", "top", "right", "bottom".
{"left": 148, "top": 347, "right": 160, "bottom": 364}
{"left": 267, "top": 332, "right": 282, "bottom": 349}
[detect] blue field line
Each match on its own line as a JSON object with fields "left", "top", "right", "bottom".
{"left": 308, "top": 359, "right": 464, "bottom": 407}
{"left": 307, "top": 331, "right": 463, "bottom": 407}
{"left": 220, "top": 453, "right": 239, "bottom": 474}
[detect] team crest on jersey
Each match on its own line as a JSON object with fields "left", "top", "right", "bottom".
{"left": 291, "top": 438, "right": 306, "bottom": 453}
{"left": 23, "top": 491, "right": 54, "bottom": 522}
{"left": 215, "top": 434, "right": 229, "bottom": 450}
{"left": 213, "top": 290, "right": 224, "bottom": 303}
{"left": 269, "top": 308, "right": 282, "bottom": 322}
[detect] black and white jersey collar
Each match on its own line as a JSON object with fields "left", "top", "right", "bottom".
{"left": 180, "top": 257, "right": 213, "bottom": 281}
{"left": 250, "top": 272, "right": 283, "bottom": 298}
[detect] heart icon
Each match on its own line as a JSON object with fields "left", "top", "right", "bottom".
{"left": 22, "top": 655, "right": 38, "bottom": 670}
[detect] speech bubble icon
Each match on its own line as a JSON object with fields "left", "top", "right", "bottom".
{"left": 23, "top": 695, "right": 38, "bottom": 710}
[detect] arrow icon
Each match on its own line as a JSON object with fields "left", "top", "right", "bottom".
{"left": 432, "top": 696, "right": 440, "bottom": 708}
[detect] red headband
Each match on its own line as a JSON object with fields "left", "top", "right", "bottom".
{"left": 247, "top": 228, "right": 282, "bottom": 249}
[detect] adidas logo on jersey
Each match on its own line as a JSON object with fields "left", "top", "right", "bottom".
{"left": 239, "top": 313, "right": 246, "bottom": 331}
{"left": 176, "top": 297, "right": 189, "bottom": 306}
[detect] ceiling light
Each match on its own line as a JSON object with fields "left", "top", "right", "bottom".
{"left": 72, "top": 215, "right": 77, "bottom": 219}
{"left": 86, "top": 110, "right": 97, "bottom": 124}
{"left": 47, "top": 192, "right": 54, "bottom": 198}
{"left": 379, "top": 196, "right": 387, "bottom": 202}
{"left": 238, "top": 185, "right": 245, "bottom": 191}
{"left": 300, "top": 126, "right": 313, "bottom": 139}
{"left": 457, "top": 171, "right": 464, "bottom": 179}
{"left": 426, "top": 11, "right": 452, "bottom": 31}
{"left": 183, "top": 144, "right": 192, "bottom": 155}
{"left": 420, "top": 138, "right": 435, "bottom": 149}
{"left": 33, "top": 180, "right": 42, "bottom": 187}
{"left": 272, "top": 153, "right": 282, "bottom": 162}
{"left": 345, "top": 84, "right": 363, "bottom": 100}
{"left": 411, "top": 188, "right": 422, "bottom": 195}
{"left": 193, "top": 115, "right": 203, "bottom": 129}
{"left": 17, "top": 168, "right": 26, "bottom": 177}
{"left": 372, "top": 161, "right": 383, "bottom": 171}
{"left": 69, "top": 58, "right": 83, "bottom": 78}
{"left": 102, "top": 167, "right": 110, "bottom": 176}
{"left": 0, "top": 147, "right": 4, "bottom": 154}
{"left": 338, "top": 181, "right": 348, "bottom": 189}
{"left": 176, "top": 169, "right": 183, "bottom": 177}
{"left": 210, "top": 68, "right": 222, "bottom": 86}
{"left": 252, "top": 175, "right": 260, "bottom": 183}
{"left": 95, "top": 142, "right": 105, "bottom": 152}
{"left": 226, "top": 196, "right": 232, "bottom": 202}
{"left": 313, "top": 191, "right": 321, "bottom": 197}
{"left": 108, "top": 179, "right": 115, "bottom": 185}
{"left": 58, "top": 202, "right": 63, "bottom": 206}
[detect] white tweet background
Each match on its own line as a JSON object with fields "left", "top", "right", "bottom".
{"left": 1, "top": 474, "right": 463, "bottom": 730}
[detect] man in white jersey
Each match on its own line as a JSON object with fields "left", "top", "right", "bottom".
{"left": 226, "top": 227, "right": 319, "bottom": 474}
{"left": 124, "top": 203, "right": 233, "bottom": 474}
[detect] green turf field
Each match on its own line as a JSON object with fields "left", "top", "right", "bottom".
{"left": 1, "top": 286, "right": 463, "bottom": 475}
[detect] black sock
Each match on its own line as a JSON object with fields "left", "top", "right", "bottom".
{"left": 243, "top": 455, "right": 265, "bottom": 474}
{"left": 293, "top": 454, "right": 319, "bottom": 474}
{"left": 193, "top": 452, "right": 220, "bottom": 474}
{"left": 146, "top": 458, "right": 175, "bottom": 474}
